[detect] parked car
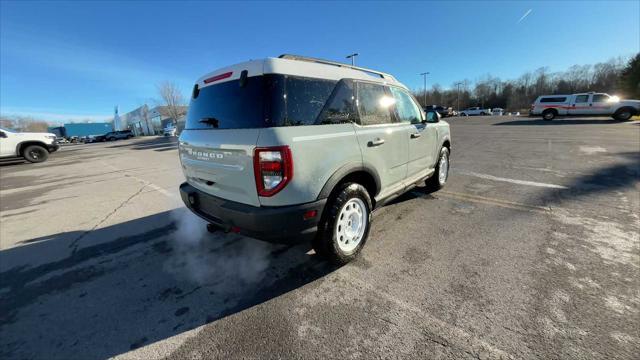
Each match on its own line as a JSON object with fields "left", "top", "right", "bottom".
{"left": 424, "top": 105, "right": 453, "bottom": 117}
{"left": 459, "top": 107, "right": 492, "bottom": 116}
{"left": 179, "top": 54, "right": 451, "bottom": 264}
{"left": 530, "top": 92, "right": 640, "bottom": 121}
{"left": 163, "top": 126, "right": 177, "bottom": 137}
{"left": 83, "top": 135, "right": 100, "bottom": 143}
{"left": 492, "top": 108, "right": 504, "bottom": 116}
{"left": 99, "top": 130, "right": 134, "bottom": 141}
{"left": 0, "top": 127, "right": 59, "bottom": 163}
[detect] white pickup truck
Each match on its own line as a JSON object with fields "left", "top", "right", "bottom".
{"left": 0, "top": 127, "right": 59, "bottom": 163}
{"left": 530, "top": 92, "right": 640, "bottom": 121}
{"left": 459, "top": 107, "right": 492, "bottom": 116}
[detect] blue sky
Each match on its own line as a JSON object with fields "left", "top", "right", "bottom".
{"left": 1, "top": 0, "right": 638, "bottom": 123}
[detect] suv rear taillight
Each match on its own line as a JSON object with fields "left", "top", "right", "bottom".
{"left": 253, "top": 146, "right": 293, "bottom": 197}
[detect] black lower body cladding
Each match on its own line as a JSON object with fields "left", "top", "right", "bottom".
{"left": 179, "top": 182, "right": 327, "bottom": 243}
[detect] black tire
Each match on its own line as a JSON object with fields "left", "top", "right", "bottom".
{"left": 22, "top": 145, "right": 49, "bottom": 163}
{"left": 480, "top": 112, "right": 486, "bottom": 115}
{"left": 613, "top": 108, "right": 633, "bottom": 121}
{"left": 313, "top": 182, "right": 372, "bottom": 264}
{"left": 426, "top": 147, "right": 450, "bottom": 191}
{"left": 108, "top": 137, "right": 116, "bottom": 141}
{"left": 542, "top": 109, "right": 556, "bottom": 121}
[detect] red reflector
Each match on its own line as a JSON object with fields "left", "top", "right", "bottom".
{"left": 204, "top": 71, "right": 233, "bottom": 84}
{"left": 230, "top": 226, "right": 241, "bottom": 233}
{"left": 303, "top": 210, "right": 317, "bottom": 220}
{"left": 260, "top": 161, "right": 282, "bottom": 172}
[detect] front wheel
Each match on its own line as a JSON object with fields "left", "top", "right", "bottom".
{"left": 22, "top": 145, "right": 49, "bottom": 163}
{"left": 426, "top": 147, "right": 450, "bottom": 191}
{"left": 613, "top": 108, "right": 633, "bottom": 121}
{"left": 313, "top": 183, "right": 372, "bottom": 264}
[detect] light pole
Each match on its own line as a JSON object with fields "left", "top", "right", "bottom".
{"left": 455, "top": 82, "right": 463, "bottom": 112}
{"left": 420, "top": 72, "right": 430, "bottom": 106}
{"left": 346, "top": 53, "right": 359, "bottom": 66}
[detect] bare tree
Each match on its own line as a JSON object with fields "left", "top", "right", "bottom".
{"left": 157, "top": 81, "right": 186, "bottom": 125}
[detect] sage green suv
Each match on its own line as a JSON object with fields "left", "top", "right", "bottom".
{"left": 179, "top": 55, "right": 451, "bottom": 264}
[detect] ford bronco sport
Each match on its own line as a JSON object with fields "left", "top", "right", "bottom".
{"left": 179, "top": 55, "right": 451, "bottom": 263}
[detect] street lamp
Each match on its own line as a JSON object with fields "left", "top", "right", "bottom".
{"left": 454, "top": 82, "right": 463, "bottom": 113}
{"left": 420, "top": 72, "right": 430, "bottom": 106}
{"left": 346, "top": 53, "right": 359, "bottom": 66}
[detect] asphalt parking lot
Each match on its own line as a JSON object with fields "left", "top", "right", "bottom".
{"left": 1, "top": 116, "right": 638, "bottom": 359}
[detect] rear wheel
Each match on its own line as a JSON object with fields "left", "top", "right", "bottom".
{"left": 542, "top": 109, "right": 556, "bottom": 121}
{"left": 426, "top": 147, "right": 449, "bottom": 191}
{"left": 313, "top": 183, "right": 372, "bottom": 264}
{"left": 22, "top": 145, "right": 49, "bottom": 163}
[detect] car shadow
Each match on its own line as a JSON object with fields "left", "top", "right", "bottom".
{"left": 0, "top": 159, "right": 26, "bottom": 167}
{"left": 107, "top": 137, "right": 177, "bottom": 151}
{"left": 493, "top": 118, "right": 631, "bottom": 126}
{"left": 0, "top": 208, "right": 337, "bottom": 359}
{"left": 536, "top": 151, "right": 640, "bottom": 205}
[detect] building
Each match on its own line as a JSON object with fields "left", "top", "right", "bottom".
{"left": 119, "top": 105, "right": 187, "bottom": 136}
{"left": 149, "top": 106, "right": 188, "bottom": 133}
{"left": 120, "top": 105, "right": 152, "bottom": 136}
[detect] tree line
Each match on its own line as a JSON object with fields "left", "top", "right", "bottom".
{"left": 412, "top": 53, "right": 640, "bottom": 111}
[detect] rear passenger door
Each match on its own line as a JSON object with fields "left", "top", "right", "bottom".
{"left": 569, "top": 94, "right": 590, "bottom": 115}
{"left": 389, "top": 87, "right": 437, "bottom": 178}
{"left": 353, "top": 82, "right": 410, "bottom": 195}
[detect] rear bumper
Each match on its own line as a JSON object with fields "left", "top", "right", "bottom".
{"left": 179, "top": 182, "right": 326, "bottom": 243}
{"left": 47, "top": 144, "right": 60, "bottom": 152}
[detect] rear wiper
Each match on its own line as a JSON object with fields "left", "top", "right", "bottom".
{"left": 199, "top": 117, "right": 219, "bottom": 128}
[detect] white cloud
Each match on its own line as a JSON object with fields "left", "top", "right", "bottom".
{"left": 1, "top": 107, "right": 112, "bottom": 124}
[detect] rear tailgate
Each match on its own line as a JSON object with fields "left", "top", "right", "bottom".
{"left": 180, "top": 129, "right": 260, "bottom": 207}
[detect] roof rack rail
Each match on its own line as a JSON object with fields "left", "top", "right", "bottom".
{"left": 278, "top": 54, "right": 387, "bottom": 79}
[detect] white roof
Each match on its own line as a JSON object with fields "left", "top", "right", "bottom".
{"left": 196, "top": 56, "right": 406, "bottom": 89}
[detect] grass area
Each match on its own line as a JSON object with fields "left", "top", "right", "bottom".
{"left": 632, "top": 115, "right": 640, "bottom": 121}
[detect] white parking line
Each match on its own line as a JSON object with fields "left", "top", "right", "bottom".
{"left": 455, "top": 169, "right": 568, "bottom": 189}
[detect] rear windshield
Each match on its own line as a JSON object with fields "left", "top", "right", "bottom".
{"left": 539, "top": 97, "right": 567, "bottom": 103}
{"left": 185, "top": 74, "right": 341, "bottom": 130}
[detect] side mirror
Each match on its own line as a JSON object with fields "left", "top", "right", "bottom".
{"left": 424, "top": 110, "right": 440, "bottom": 123}
{"left": 0, "top": 131, "right": 6, "bottom": 138}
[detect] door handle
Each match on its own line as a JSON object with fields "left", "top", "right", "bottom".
{"left": 368, "top": 138, "right": 385, "bottom": 147}
{"left": 410, "top": 132, "right": 421, "bottom": 139}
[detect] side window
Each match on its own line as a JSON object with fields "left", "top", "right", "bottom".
{"left": 390, "top": 87, "right": 422, "bottom": 124}
{"left": 575, "top": 95, "right": 589, "bottom": 103}
{"left": 592, "top": 94, "right": 609, "bottom": 102}
{"left": 356, "top": 82, "right": 394, "bottom": 125}
{"left": 317, "top": 79, "right": 356, "bottom": 124}
{"left": 283, "top": 77, "right": 336, "bottom": 126}
{"left": 540, "top": 97, "right": 567, "bottom": 103}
